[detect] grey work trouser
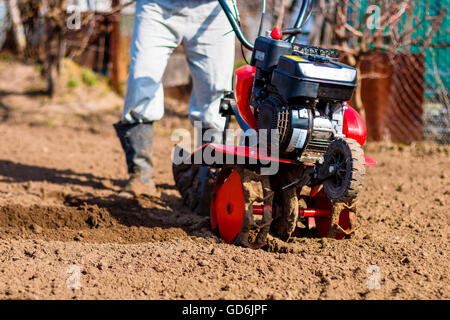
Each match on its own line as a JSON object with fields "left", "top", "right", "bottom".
{"left": 122, "top": 0, "right": 236, "bottom": 131}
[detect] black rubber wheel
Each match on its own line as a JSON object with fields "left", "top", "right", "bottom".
{"left": 322, "top": 138, "right": 365, "bottom": 202}
{"left": 172, "top": 145, "right": 215, "bottom": 216}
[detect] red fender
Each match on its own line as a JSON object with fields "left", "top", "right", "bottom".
{"left": 343, "top": 104, "right": 367, "bottom": 146}
{"left": 343, "top": 104, "right": 376, "bottom": 165}
{"left": 233, "top": 65, "right": 257, "bottom": 131}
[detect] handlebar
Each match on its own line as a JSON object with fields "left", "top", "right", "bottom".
{"left": 218, "top": 0, "right": 315, "bottom": 50}
{"left": 289, "top": 0, "right": 314, "bottom": 42}
{"left": 218, "top": 0, "right": 254, "bottom": 50}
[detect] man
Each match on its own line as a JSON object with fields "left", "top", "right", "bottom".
{"left": 114, "top": 0, "right": 235, "bottom": 197}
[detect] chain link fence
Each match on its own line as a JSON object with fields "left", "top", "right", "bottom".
{"left": 309, "top": 0, "right": 449, "bottom": 144}
{"left": 422, "top": 0, "right": 449, "bottom": 144}
{"left": 240, "top": 0, "right": 449, "bottom": 144}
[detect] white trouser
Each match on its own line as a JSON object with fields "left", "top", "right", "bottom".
{"left": 122, "top": 0, "right": 236, "bottom": 131}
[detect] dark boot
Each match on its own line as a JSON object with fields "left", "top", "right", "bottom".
{"left": 114, "top": 121, "right": 155, "bottom": 197}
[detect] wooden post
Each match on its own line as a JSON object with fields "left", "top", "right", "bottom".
{"left": 45, "top": 17, "right": 57, "bottom": 97}
{"left": 109, "top": 0, "right": 122, "bottom": 93}
{"left": 6, "top": 0, "right": 26, "bottom": 55}
{"left": 322, "top": 1, "right": 335, "bottom": 47}
{"left": 275, "top": 0, "right": 289, "bottom": 28}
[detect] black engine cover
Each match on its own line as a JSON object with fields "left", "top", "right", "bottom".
{"left": 272, "top": 56, "right": 357, "bottom": 102}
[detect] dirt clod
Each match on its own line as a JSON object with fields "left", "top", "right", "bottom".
{"left": 29, "top": 224, "right": 42, "bottom": 234}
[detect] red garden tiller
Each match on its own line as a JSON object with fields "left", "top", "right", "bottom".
{"left": 173, "top": 0, "right": 376, "bottom": 248}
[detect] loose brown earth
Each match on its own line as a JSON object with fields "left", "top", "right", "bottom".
{"left": 0, "top": 59, "right": 448, "bottom": 300}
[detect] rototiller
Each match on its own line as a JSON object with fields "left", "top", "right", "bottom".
{"left": 173, "top": 0, "right": 376, "bottom": 248}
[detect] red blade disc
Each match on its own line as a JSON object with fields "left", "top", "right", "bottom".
{"left": 309, "top": 187, "right": 354, "bottom": 239}
{"left": 213, "top": 170, "right": 245, "bottom": 244}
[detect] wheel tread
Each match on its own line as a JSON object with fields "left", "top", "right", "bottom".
{"left": 323, "top": 138, "right": 365, "bottom": 202}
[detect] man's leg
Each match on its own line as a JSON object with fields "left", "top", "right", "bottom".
{"left": 172, "top": 1, "right": 235, "bottom": 214}
{"left": 182, "top": 1, "right": 235, "bottom": 137}
{"left": 115, "top": 0, "right": 181, "bottom": 197}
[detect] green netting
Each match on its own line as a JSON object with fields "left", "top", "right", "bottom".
{"left": 347, "top": 0, "right": 448, "bottom": 142}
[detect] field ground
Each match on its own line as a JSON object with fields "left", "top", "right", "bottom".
{"left": 0, "top": 58, "right": 448, "bottom": 299}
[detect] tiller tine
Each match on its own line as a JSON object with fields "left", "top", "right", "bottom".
{"left": 252, "top": 189, "right": 357, "bottom": 240}
{"left": 211, "top": 166, "right": 274, "bottom": 248}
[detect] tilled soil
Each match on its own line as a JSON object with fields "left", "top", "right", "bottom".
{"left": 0, "top": 102, "right": 449, "bottom": 299}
